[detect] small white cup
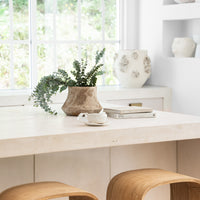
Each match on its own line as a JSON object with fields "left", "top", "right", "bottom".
{"left": 78, "top": 112, "right": 107, "bottom": 124}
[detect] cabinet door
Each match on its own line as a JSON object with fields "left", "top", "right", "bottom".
{"left": 35, "top": 148, "right": 110, "bottom": 200}
{"left": 106, "top": 97, "right": 163, "bottom": 111}
{"left": 111, "top": 142, "right": 176, "bottom": 200}
{"left": 0, "top": 156, "right": 33, "bottom": 192}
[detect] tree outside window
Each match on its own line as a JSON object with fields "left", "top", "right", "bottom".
{"left": 0, "top": 0, "right": 119, "bottom": 90}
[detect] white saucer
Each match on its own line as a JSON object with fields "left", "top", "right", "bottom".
{"left": 84, "top": 121, "right": 110, "bottom": 126}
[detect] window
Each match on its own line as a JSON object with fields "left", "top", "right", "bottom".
{"left": 0, "top": 0, "right": 120, "bottom": 91}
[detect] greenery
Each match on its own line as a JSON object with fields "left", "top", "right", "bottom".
{"left": 29, "top": 48, "right": 105, "bottom": 115}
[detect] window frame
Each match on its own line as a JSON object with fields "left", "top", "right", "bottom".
{"left": 0, "top": 0, "right": 135, "bottom": 102}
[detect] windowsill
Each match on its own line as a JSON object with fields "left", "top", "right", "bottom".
{"left": 0, "top": 85, "right": 168, "bottom": 95}
{"left": 0, "top": 89, "right": 31, "bottom": 96}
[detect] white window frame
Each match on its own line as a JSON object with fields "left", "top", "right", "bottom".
{"left": 31, "top": 0, "right": 121, "bottom": 89}
{"left": 0, "top": 0, "right": 139, "bottom": 106}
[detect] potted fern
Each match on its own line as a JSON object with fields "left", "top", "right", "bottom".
{"left": 30, "top": 48, "right": 105, "bottom": 116}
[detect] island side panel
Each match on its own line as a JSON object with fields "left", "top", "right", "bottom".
{"left": 35, "top": 148, "right": 110, "bottom": 200}
{"left": 178, "top": 139, "right": 200, "bottom": 179}
{"left": 111, "top": 142, "right": 176, "bottom": 200}
{"left": 0, "top": 156, "right": 33, "bottom": 192}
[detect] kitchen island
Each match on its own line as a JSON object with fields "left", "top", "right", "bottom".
{"left": 0, "top": 105, "right": 200, "bottom": 158}
{"left": 0, "top": 105, "right": 200, "bottom": 200}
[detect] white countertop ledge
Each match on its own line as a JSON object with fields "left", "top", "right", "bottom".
{"left": 0, "top": 105, "right": 200, "bottom": 158}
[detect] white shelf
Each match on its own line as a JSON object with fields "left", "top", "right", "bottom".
{"left": 163, "top": 0, "right": 177, "bottom": 5}
{"left": 165, "top": 57, "right": 200, "bottom": 63}
{"left": 163, "top": 3, "right": 200, "bottom": 20}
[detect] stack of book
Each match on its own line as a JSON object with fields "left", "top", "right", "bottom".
{"left": 103, "top": 106, "right": 156, "bottom": 119}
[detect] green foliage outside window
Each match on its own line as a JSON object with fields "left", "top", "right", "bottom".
{"left": 0, "top": 0, "right": 119, "bottom": 89}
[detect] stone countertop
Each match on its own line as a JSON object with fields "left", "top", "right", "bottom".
{"left": 0, "top": 105, "right": 200, "bottom": 158}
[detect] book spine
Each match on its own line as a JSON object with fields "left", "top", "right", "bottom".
{"left": 107, "top": 113, "right": 156, "bottom": 119}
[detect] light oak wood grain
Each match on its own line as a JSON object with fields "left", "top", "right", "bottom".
{"left": 107, "top": 169, "right": 200, "bottom": 200}
{"left": 0, "top": 182, "right": 98, "bottom": 200}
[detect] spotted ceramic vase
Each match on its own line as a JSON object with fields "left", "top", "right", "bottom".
{"left": 113, "top": 50, "right": 151, "bottom": 88}
{"left": 62, "top": 87, "right": 102, "bottom": 116}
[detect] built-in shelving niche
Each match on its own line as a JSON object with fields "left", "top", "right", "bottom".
{"left": 163, "top": 19, "right": 200, "bottom": 57}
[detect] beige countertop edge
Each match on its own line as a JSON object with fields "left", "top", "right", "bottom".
{"left": 0, "top": 122, "right": 199, "bottom": 158}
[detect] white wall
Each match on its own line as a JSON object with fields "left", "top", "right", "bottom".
{"left": 121, "top": 0, "right": 140, "bottom": 49}
{"left": 138, "top": 0, "right": 200, "bottom": 116}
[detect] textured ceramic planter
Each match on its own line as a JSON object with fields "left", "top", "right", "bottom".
{"left": 113, "top": 49, "right": 151, "bottom": 88}
{"left": 62, "top": 87, "right": 102, "bottom": 116}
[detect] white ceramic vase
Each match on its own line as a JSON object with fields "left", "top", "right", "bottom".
{"left": 113, "top": 50, "right": 151, "bottom": 88}
{"left": 172, "top": 37, "right": 196, "bottom": 57}
{"left": 193, "top": 35, "right": 200, "bottom": 58}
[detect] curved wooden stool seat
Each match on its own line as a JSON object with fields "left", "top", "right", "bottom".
{"left": 0, "top": 182, "right": 98, "bottom": 200}
{"left": 107, "top": 168, "right": 200, "bottom": 200}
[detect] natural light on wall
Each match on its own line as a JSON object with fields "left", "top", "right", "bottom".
{"left": 0, "top": 0, "right": 120, "bottom": 91}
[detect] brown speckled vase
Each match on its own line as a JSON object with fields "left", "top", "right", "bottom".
{"left": 62, "top": 87, "right": 102, "bottom": 116}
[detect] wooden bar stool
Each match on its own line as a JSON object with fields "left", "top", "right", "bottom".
{"left": 0, "top": 181, "right": 98, "bottom": 200}
{"left": 106, "top": 168, "right": 200, "bottom": 200}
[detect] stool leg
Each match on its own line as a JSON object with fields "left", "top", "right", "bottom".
{"left": 188, "top": 183, "right": 200, "bottom": 200}
{"left": 170, "top": 183, "right": 189, "bottom": 200}
{"left": 171, "top": 182, "right": 200, "bottom": 200}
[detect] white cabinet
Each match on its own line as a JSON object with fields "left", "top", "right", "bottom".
{"left": 34, "top": 86, "right": 174, "bottom": 200}
{"left": 106, "top": 98, "right": 163, "bottom": 110}
{"left": 98, "top": 86, "right": 171, "bottom": 111}
{"left": 0, "top": 86, "right": 174, "bottom": 200}
{"left": 0, "top": 156, "right": 33, "bottom": 192}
